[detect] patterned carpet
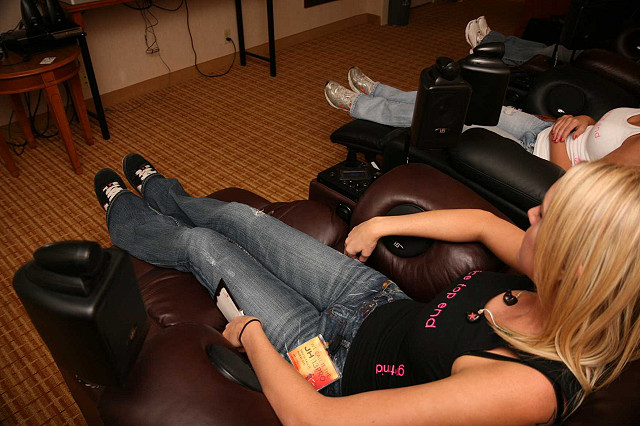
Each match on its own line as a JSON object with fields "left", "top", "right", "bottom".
{"left": 0, "top": 0, "right": 523, "bottom": 423}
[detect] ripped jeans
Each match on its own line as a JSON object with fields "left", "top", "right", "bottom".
{"left": 106, "top": 174, "right": 410, "bottom": 396}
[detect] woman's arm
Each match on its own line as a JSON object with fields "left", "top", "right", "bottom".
{"left": 549, "top": 139, "right": 572, "bottom": 170}
{"left": 344, "top": 209, "right": 524, "bottom": 271}
{"left": 224, "top": 317, "right": 557, "bottom": 425}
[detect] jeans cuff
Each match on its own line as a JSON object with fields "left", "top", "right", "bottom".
{"left": 140, "top": 173, "right": 166, "bottom": 197}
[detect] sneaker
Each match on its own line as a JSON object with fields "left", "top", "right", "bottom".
{"left": 94, "top": 168, "right": 127, "bottom": 211}
{"left": 476, "top": 16, "right": 491, "bottom": 37}
{"left": 122, "top": 153, "right": 159, "bottom": 195}
{"left": 324, "top": 81, "right": 359, "bottom": 112}
{"left": 348, "top": 67, "right": 375, "bottom": 96}
{"left": 465, "top": 19, "right": 480, "bottom": 47}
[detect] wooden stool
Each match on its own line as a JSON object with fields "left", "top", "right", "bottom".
{"left": 0, "top": 45, "right": 95, "bottom": 175}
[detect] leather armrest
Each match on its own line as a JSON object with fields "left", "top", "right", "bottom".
{"left": 450, "top": 128, "right": 564, "bottom": 211}
{"left": 573, "top": 49, "right": 640, "bottom": 100}
{"left": 351, "top": 163, "right": 507, "bottom": 302}
{"left": 330, "top": 119, "right": 397, "bottom": 156}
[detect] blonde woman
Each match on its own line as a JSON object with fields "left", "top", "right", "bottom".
{"left": 96, "top": 156, "right": 640, "bottom": 425}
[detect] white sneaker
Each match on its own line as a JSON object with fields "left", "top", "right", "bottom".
{"left": 465, "top": 19, "right": 482, "bottom": 48}
{"left": 348, "top": 67, "right": 375, "bottom": 96}
{"left": 324, "top": 81, "right": 359, "bottom": 111}
{"left": 476, "top": 16, "right": 491, "bottom": 37}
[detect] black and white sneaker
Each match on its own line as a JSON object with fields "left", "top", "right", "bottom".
{"left": 94, "top": 168, "right": 127, "bottom": 211}
{"left": 122, "top": 153, "right": 159, "bottom": 195}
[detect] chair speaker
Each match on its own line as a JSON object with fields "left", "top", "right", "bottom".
{"left": 381, "top": 204, "right": 433, "bottom": 258}
{"left": 13, "top": 241, "right": 149, "bottom": 387}
{"left": 459, "top": 43, "right": 511, "bottom": 126}
{"left": 411, "top": 57, "right": 472, "bottom": 150}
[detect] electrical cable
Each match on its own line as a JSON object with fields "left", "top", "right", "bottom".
{"left": 107, "top": 1, "right": 174, "bottom": 113}
{"left": 151, "top": 0, "right": 185, "bottom": 12}
{"left": 184, "top": 0, "right": 236, "bottom": 77}
{"left": 123, "top": 0, "right": 153, "bottom": 11}
{"left": 4, "top": 111, "right": 28, "bottom": 156}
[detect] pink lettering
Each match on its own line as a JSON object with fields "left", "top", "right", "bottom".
{"left": 430, "top": 273, "right": 480, "bottom": 323}
{"left": 374, "top": 364, "right": 406, "bottom": 376}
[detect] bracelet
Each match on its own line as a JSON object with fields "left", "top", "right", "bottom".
{"left": 238, "top": 318, "right": 262, "bottom": 345}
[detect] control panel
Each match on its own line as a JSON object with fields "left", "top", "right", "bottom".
{"left": 317, "top": 161, "right": 381, "bottom": 201}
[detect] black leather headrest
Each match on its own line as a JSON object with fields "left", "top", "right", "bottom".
{"left": 524, "top": 65, "right": 639, "bottom": 119}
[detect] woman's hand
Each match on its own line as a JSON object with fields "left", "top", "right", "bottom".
{"left": 223, "top": 316, "right": 263, "bottom": 350}
{"left": 551, "top": 114, "right": 595, "bottom": 142}
{"left": 344, "top": 217, "right": 383, "bottom": 262}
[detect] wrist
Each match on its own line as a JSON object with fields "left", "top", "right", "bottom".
{"left": 370, "top": 216, "right": 387, "bottom": 239}
{"left": 238, "top": 318, "right": 262, "bottom": 346}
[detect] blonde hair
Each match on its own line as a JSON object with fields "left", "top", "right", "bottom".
{"left": 495, "top": 161, "right": 640, "bottom": 414}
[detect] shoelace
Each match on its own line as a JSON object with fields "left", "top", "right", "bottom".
{"left": 103, "top": 183, "right": 124, "bottom": 202}
{"left": 135, "top": 165, "right": 157, "bottom": 182}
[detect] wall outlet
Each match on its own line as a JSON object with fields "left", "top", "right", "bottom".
{"left": 224, "top": 29, "right": 231, "bottom": 42}
{"left": 79, "top": 69, "right": 91, "bottom": 89}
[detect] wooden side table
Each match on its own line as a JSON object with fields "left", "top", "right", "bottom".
{"left": 0, "top": 45, "right": 95, "bottom": 175}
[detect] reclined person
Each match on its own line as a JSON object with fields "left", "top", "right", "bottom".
{"left": 93, "top": 153, "right": 640, "bottom": 424}
{"left": 325, "top": 66, "right": 640, "bottom": 170}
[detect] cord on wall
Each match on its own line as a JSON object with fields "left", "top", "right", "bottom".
{"left": 184, "top": 0, "right": 236, "bottom": 77}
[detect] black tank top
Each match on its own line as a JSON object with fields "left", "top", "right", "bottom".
{"left": 341, "top": 271, "right": 580, "bottom": 421}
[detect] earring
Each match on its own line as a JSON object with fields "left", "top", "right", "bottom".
{"left": 503, "top": 290, "right": 518, "bottom": 306}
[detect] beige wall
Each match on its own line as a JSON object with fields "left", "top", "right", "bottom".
{"left": 0, "top": 0, "right": 384, "bottom": 126}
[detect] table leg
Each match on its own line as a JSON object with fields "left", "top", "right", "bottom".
{"left": 9, "top": 94, "right": 37, "bottom": 148}
{"left": 77, "top": 33, "right": 110, "bottom": 140}
{"left": 68, "top": 74, "right": 95, "bottom": 146}
{"left": 0, "top": 129, "right": 19, "bottom": 177}
{"left": 42, "top": 74, "right": 83, "bottom": 174}
{"left": 235, "top": 0, "right": 246, "bottom": 66}
{"left": 267, "top": 0, "right": 276, "bottom": 77}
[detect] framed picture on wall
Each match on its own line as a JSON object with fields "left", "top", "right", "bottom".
{"left": 305, "top": 0, "right": 338, "bottom": 8}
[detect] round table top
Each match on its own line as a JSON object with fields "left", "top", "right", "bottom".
{"left": 0, "top": 45, "right": 81, "bottom": 80}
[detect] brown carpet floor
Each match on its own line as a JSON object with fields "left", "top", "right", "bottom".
{"left": 0, "top": 1, "right": 523, "bottom": 423}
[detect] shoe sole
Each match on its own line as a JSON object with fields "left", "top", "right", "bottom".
{"left": 465, "top": 20, "right": 478, "bottom": 48}
{"left": 476, "top": 16, "right": 490, "bottom": 37}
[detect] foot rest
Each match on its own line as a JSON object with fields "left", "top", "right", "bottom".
{"left": 330, "top": 119, "right": 397, "bottom": 157}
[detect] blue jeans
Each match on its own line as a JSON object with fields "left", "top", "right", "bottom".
{"left": 350, "top": 83, "right": 552, "bottom": 152}
{"left": 105, "top": 174, "right": 410, "bottom": 396}
{"left": 351, "top": 83, "right": 417, "bottom": 127}
{"left": 480, "top": 31, "right": 579, "bottom": 66}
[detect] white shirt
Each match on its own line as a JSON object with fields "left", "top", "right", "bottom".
{"left": 533, "top": 108, "right": 640, "bottom": 165}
